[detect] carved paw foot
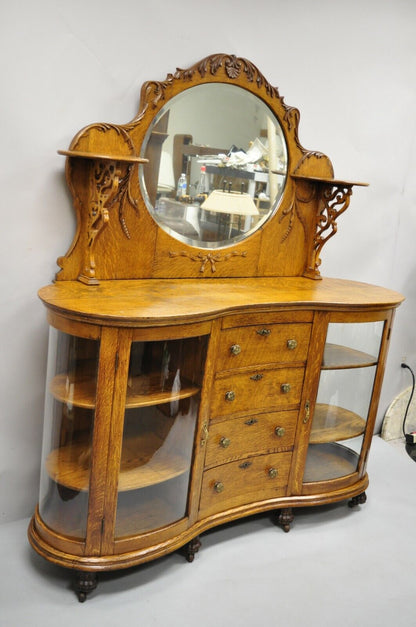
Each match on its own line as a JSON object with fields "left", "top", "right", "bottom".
{"left": 277, "top": 507, "right": 294, "bottom": 532}
{"left": 348, "top": 491, "right": 367, "bottom": 509}
{"left": 182, "top": 536, "right": 201, "bottom": 563}
{"left": 75, "top": 571, "right": 97, "bottom": 602}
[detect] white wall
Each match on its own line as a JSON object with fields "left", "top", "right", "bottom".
{"left": 1, "top": 0, "right": 415, "bottom": 524}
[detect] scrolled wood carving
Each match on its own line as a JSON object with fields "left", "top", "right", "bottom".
{"left": 137, "top": 53, "right": 286, "bottom": 116}
{"left": 305, "top": 182, "right": 354, "bottom": 278}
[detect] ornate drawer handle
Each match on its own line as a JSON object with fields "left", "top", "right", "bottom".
{"left": 250, "top": 373, "right": 263, "bottom": 381}
{"left": 225, "top": 390, "right": 235, "bottom": 402}
{"left": 220, "top": 437, "right": 231, "bottom": 448}
{"left": 257, "top": 328, "right": 271, "bottom": 336}
{"left": 214, "top": 481, "right": 224, "bottom": 493}
{"left": 230, "top": 344, "right": 241, "bottom": 356}
{"left": 287, "top": 339, "right": 298, "bottom": 350}
{"left": 239, "top": 461, "right": 252, "bottom": 469}
{"left": 281, "top": 383, "right": 291, "bottom": 394}
{"left": 268, "top": 467, "right": 278, "bottom": 479}
{"left": 275, "top": 427, "right": 286, "bottom": 437}
{"left": 245, "top": 418, "right": 258, "bottom": 426}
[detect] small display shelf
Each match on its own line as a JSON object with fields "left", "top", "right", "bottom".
{"left": 309, "top": 403, "right": 366, "bottom": 444}
{"left": 303, "top": 442, "right": 359, "bottom": 483}
{"left": 322, "top": 343, "right": 378, "bottom": 370}
{"left": 50, "top": 373, "right": 200, "bottom": 409}
{"left": 46, "top": 433, "right": 189, "bottom": 492}
{"left": 57, "top": 149, "right": 149, "bottom": 163}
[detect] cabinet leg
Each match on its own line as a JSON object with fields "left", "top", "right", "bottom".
{"left": 75, "top": 571, "right": 97, "bottom": 602}
{"left": 277, "top": 508, "right": 294, "bottom": 532}
{"left": 182, "top": 536, "right": 201, "bottom": 563}
{"left": 348, "top": 491, "right": 367, "bottom": 509}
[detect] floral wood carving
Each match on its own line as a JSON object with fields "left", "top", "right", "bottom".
{"left": 168, "top": 250, "right": 248, "bottom": 273}
{"left": 305, "top": 183, "right": 354, "bottom": 279}
{"left": 78, "top": 160, "right": 121, "bottom": 285}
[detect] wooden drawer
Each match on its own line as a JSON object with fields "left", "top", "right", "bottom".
{"left": 205, "top": 410, "right": 297, "bottom": 469}
{"left": 199, "top": 452, "right": 292, "bottom": 518}
{"left": 217, "top": 323, "right": 311, "bottom": 370}
{"left": 211, "top": 366, "right": 305, "bottom": 417}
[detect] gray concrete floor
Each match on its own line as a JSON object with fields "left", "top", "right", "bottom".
{"left": 1, "top": 436, "right": 415, "bottom": 627}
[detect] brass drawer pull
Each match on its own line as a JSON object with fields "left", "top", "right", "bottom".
{"left": 287, "top": 339, "right": 298, "bottom": 350}
{"left": 239, "top": 461, "right": 252, "bottom": 469}
{"left": 281, "top": 383, "right": 291, "bottom": 394}
{"left": 245, "top": 418, "right": 258, "bottom": 426}
{"left": 230, "top": 344, "right": 241, "bottom": 355}
{"left": 257, "top": 328, "right": 271, "bottom": 336}
{"left": 225, "top": 390, "right": 235, "bottom": 402}
{"left": 214, "top": 481, "right": 224, "bottom": 493}
{"left": 250, "top": 373, "right": 263, "bottom": 381}
{"left": 268, "top": 467, "right": 278, "bottom": 479}
{"left": 275, "top": 427, "right": 286, "bottom": 437}
{"left": 220, "top": 437, "right": 231, "bottom": 448}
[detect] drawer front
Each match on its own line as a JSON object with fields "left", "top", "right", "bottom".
{"left": 211, "top": 366, "right": 305, "bottom": 417}
{"left": 199, "top": 452, "right": 292, "bottom": 518}
{"left": 205, "top": 410, "right": 297, "bottom": 468}
{"left": 217, "top": 323, "right": 311, "bottom": 370}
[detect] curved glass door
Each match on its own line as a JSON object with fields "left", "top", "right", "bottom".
{"left": 38, "top": 328, "right": 99, "bottom": 539}
{"left": 115, "top": 336, "right": 208, "bottom": 537}
{"left": 304, "top": 321, "right": 384, "bottom": 484}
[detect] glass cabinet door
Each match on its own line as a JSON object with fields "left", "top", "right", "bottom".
{"left": 38, "top": 328, "right": 100, "bottom": 540}
{"left": 114, "top": 335, "right": 208, "bottom": 538}
{"left": 303, "top": 321, "right": 384, "bottom": 484}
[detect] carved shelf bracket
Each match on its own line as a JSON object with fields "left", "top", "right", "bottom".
{"left": 304, "top": 182, "right": 354, "bottom": 279}
{"left": 168, "top": 250, "right": 248, "bottom": 274}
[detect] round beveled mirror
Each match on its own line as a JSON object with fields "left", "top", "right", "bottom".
{"left": 139, "top": 83, "right": 287, "bottom": 248}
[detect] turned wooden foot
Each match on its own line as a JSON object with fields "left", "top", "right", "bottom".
{"left": 181, "top": 536, "right": 201, "bottom": 562}
{"left": 277, "top": 507, "right": 294, "bottom": 532}
{"left": 348, "top": 491, "right": 367, "bottom": 508}
{"left": 75, "top": 571, "right": 97, "bottom": 602}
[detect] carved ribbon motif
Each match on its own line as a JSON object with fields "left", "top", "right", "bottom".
{"left": 169, "top": 250, "right": 247, "bottom": 273}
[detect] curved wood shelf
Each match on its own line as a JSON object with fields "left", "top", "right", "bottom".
{"left": 45, "top": 434, "right": 189, "bottom": 492}
{"left": 291, "top": 174, "right": 368, "bottom": 187}
{"left": 310, "top": 403, "right": 366, "bottom": 444}
{"left": 322, "top": 343, "right": 378, "bottom": 369}
{"left": 49, "top": 373, "right": 200, "bottom": 409}
{"left": 303, "top": 442, "right": 359, "bottom": 483}
{"left": 58, "top": 149, "right": 148, "bottom": 163}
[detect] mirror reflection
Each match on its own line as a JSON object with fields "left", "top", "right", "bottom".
{"left": 139, "top": 84, "right": 287, "bottom": 248}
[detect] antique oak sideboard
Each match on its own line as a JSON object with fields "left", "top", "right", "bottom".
{"left": 28, "top": 54, "right": 403, "bottom": 601}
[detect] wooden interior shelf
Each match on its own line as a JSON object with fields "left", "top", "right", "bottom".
{"left": 309, "top": 403, "right": 366, "bottom": 444}
{"left": 322, "top": 343, "right": 378, "bottom": 370}
{"left": 50, "top": 373, "right": 200, "bottom": 409}
{"left": 303, "top": 442, "right": 359, "bottom": 483}
{"left": 45, "top": 434, "right": 189, "bottom": 492}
